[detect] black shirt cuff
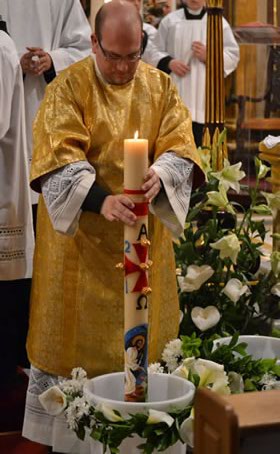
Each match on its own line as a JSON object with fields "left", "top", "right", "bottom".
{"left": 81, "top": 183, "right": 111, "bottom": 214}
{"left": 157, "top": 56, "right": 173, "bottom": 74}
{"left": 44, "top": 61, "right": 56, "bottom": 84}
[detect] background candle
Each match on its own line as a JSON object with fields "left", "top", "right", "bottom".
{"left": 123, "top": 133, "right": 150, "bottom": 403}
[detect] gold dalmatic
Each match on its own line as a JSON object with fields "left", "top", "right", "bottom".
{"left": 203, "top": 0, "right": 227, "bottom": 171}
{"left": 27, "top": 57, "right": 203, "bottom": 378}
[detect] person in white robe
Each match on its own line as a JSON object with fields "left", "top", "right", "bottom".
{"left": 0, "top": 29, "right": 34, "bottom": 399}
{"left": 0, "top": 0, "right": 92, "bottom": 206}
{"left": 154, "top": 0, "right": 240, "bottom": 146}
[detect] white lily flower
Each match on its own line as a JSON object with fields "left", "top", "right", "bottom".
{"left": 178, "top": 265, "right": 214, "bottom": 293}
{"left": 193, "top": 359, "right": 230, "bottom": 394}
{"left": 172, "top": 357, "right": 196, "bottom": 379}
{"left": 251, "top": 204, "right": 272, "bottom": 215}
{"left": 174, "top": 358, "right": 230, "bottom": 395}
{"left": 256, "top": 158, "right": 270, "bottom": 179}
{"left": 147, "top": 409, "right": 174, "bottom": 427}
{"left": 211, "top": 377, "right": 231, "bottom": 395}
{"left": 212, "top": 160, "right": 245, "bottom": 193}
{"left": 194, "top": 359, "right": 226, "bottom": 384}
{"left": 95, "top": 403, "right": 124, "bottom": 422}
{"left": 261, "top": 191, "right": 280, "bottom": 212}
{"left": 179, "top": 408, "right": 194, "bottom": 447}
{"left": 222, "top": 278, "right": 250, "bottom": 304}
{"left": 271, "top": 282, "right": 280, "bottom": 297}
{"left": 271, "top": 251, "right": 280, "bottom": 278}
{"left": 39, "top": 385, "right": 67, "bottom": 416}
{"left": 206, "top": 185, "right": 235, "bottom": 214}
{"left": 191, "top": 306, "right": 221, "bottom": 331}
{"left": 210, "top": 233, "right": 240, "bottom": 264}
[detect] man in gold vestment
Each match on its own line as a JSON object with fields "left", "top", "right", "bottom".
{"left": 23, "top": 1, "right": 203, "bottom": 450}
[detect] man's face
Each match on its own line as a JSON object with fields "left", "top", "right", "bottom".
{"left": 184, "top": 0, "right": 205, "bottom": 10}
{"left": 92, "top": 22, "right": 142, "bottom": 85}
{"left": 162, "top": 3, "right": 171, "bottom": 16}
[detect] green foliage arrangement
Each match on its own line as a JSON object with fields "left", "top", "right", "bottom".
{"left": 175, "top": 152, "right": 280, "bottom": 339}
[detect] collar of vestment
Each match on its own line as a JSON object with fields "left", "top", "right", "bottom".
{"left": 91, "top": 54, "right": 108, "bottom": 85}
{"left": 183, "top": 6, "right": 206, "bottom": 20}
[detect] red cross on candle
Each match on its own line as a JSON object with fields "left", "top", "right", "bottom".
{"left": 125, "top": 243, "right": 148, "bottom": 292}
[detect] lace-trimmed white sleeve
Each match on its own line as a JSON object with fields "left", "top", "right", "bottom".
{"left": 150, "top": 152, "right": 193, "bottom": 239}
{"left": 41, "top": 161, "right": 96, "bottom": 236}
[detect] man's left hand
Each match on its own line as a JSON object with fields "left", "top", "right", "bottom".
{"left": 192, "top": 41, "right": 206, "bottom": 63}
{"left": 141, "top": 168, "right": 161, "bottom": 202}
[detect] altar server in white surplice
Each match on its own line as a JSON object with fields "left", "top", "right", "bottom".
{"left": 0, "top": 30, "right": 34, "bottom": 394}
{"left": 0, "top": 0, "right": 92, "bottom": 205}
{"left": 154, "top": 0, "right": 240, "bottom": 146}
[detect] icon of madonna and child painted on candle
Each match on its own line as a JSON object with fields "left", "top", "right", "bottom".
{"left": 125, "top": 324, "right": 148, "bottom": 402}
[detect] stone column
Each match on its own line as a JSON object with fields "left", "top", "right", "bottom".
{"left": 203, "top": 0, "right": 227, "bottom": 171}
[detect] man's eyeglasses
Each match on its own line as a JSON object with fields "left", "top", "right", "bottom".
{"left": 98, "top": 39, "right": 143, "bottom": 63}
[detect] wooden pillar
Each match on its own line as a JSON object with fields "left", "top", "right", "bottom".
{"left": 203, "top": 0, "right": 227, "bottom": 171}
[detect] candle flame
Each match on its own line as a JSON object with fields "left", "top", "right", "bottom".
{"left": 134, "top": 131, "right": 139, "bottom": 139}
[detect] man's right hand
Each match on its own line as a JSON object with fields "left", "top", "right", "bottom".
{"left": 168, "top": 59, "right": 190, "bottom": 77}
{"left": 100, "top": 195, "right": 137, "bottom": 226}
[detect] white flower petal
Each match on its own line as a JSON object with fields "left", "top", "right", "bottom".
{"left": 96, "top": 403, "right": 123, "bottom": 422}
{"left": 262, "top": 191, "right": 280, "bottom": 212}
{"left": 179, "top": 410, "right": 194, "bottom": 446}
{"left": 191, "top": 306, "right": 221, "bottom": 331}
{"left": 179, "top": 265, "right": 214, "bottom": 292}
{"left": 39, "top": 386, "right": 67, "bottom": 416}
{"left": 210, "top": 233, "right": 240, "bottom": 264}
{"left": 162, "top": 339, "right": 183, "bottom": 372}
{"left": 148, "top": 362, "right": 164, "bottom": 374}
{"left": 71, "top": 367, "right": 87, "bottom": 381}
{"left": 147, "top": 409, "right": 174, "bottom": 427}
{"left": 172, "top": 358, "right": 196, "bottom": 379}
{"left": 207, "top": 185, "right": 235, "bottom": 213}
{"left": 212, "top": 162, "right": 245, "bottom": 194}
{"left": 211, "top": 378, "right": 231, "bottom": 395}
{"left": 222, "top": 278, "right": 249, "bottom": 304}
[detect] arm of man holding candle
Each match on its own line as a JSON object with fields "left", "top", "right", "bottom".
{"left": 40, "top": 163, "right": 162, "bottom": 233}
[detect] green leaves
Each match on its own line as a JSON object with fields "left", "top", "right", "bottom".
{"left": 181, "top": 334, "right": 202, "bottom": 358}
{"left": 87, "top": 406, "right": 192, "bottom": 454}
{"left": 181, "top": 332, "right": 280, "bottom": 394}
